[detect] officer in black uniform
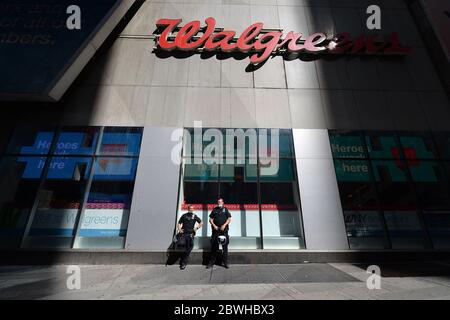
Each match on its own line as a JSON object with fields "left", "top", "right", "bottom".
{"left": 177, "top": 205, "right": 203, "bottom": 270}
{"left": 207, "top": 198, "right": 232, "bottom": 269}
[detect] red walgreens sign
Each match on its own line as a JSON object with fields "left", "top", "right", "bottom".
{"left": 155, "top": 17, "right": 411, "bottom": 65}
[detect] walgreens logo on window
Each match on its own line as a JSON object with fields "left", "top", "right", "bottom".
{"left": 153, "top": 17, "right": 411, "bottom": 65}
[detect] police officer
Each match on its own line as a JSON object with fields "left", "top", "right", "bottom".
{"left": 207, "top": 198, "right": 232, "bottom": 269}
{"left": 177, "top": 205, "right": 203, "bottom": 270}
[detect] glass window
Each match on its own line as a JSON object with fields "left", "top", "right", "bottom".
{"left": 331, "top": 130, "right": 450, "bottom": 250}
{"left": 184, "top": 128, "right": 288, "bottom": 161}
{"left": 6, "top": 126, "right": 55, "bottom": 155}
{"left": 178, "top": 159, "right": 219, "bottom": 249}
{"left": 365, "top": 132, "right": 400, "bottom": 159}
{"left": 412, "top": 161, "right": 450, "bottom": 210}
{"left": 344, "top": 211, "right": 388, "bottom": 249}
{"left": 219, "top": 161, "right": 261, "bottom": 249}
{"left": 73, "top": 157, "right": 139, "bottom": 249}
{"left": 372, "top": 160, "right": 417, "bottom": 210}
{"left": 258, "top": 129, "right": 294, "bottom": 158}
{"left": 54, "top": 127, "right": 99, "bottom": 155}
{"left": 183, "top": 160, "right": 219, "bottom": 205}
{"left": 22, "top": 157, "right": 92, "bottom": 248}
{"left": 178, "top": 129, "right": 304, "bottom": 250}
{"left": 334, "top": 160, "right": 378, "bottom": 210}
{"left": 98, "top": 127, "right": 143, "bottom": 156}
{"left": 222, "top": 128, "right": 258, "bottom": 159}
{"left": 0, "top": 126, "right": 143, "bottom": 250}
{"left": 0, "top": 156, "right": 44, "bottom": 248}
{"left": 384, "top": 211, "right": 426, "bottom": 249}
{"left": 398, "top": 132, "right": 437, "bottom": 160}
{"left": 424, "top": 211, "right": 450, "bottom": 249}
{"left": 433, "top": 132, "right": 450, "bottom": 160}
{"left": 183, "top": 128, "right": 226, "bottom": 160}
{"left": 329, "top": 131, "right": 367, "bottom": 159}
{"left": 260, "top": 158, "right": 304, "bottom": 249}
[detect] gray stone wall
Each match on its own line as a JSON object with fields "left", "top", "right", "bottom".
{"left": 54, "top": 0, "right": 449, "bottom": 131}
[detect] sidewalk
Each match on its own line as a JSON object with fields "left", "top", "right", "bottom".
{"left": 1, "top": 262, "right": 450, "bottom": 300}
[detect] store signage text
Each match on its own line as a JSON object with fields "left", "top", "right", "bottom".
{"left": 154, "top": 17, "right": 411, "bottom": 65}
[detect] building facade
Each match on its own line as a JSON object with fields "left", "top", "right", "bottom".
{"left": 1, "top": 0, "right": 450, "bottom": 254}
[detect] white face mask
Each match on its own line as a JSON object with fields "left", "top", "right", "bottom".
{"left": 218, "top": 204, "right": 223, "bottom": 208}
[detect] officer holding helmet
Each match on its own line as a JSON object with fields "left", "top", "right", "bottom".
{"left": 207, "top": 198, "right": 232, "bottom": 269}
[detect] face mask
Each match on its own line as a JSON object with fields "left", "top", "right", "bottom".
{"left": 218, "top": 204, "right": 223, "bottom": 208}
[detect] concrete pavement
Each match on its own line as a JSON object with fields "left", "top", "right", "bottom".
{"left": 1, "top": 262, "right": 450, "bottom": 299}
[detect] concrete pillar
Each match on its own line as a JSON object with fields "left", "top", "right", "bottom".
{"left": 293, "top": 129, "right": 349, "bottom": 250}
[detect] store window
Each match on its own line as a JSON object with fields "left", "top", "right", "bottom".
{"left": 220, "top": 161, "right": 260, "bottom": 249}
{"left": 0, "top": 156, "right": 43, "bottom": 248}
{"left": 333, "top": 157, "right": 386, "bottom": 249}
{"left": 73, "top": 157, "right": 139, "bottom": 249}
{"left": 424, "top": 211, "right": 450, "bottom": 249}
{"left": 0, "top": 126, "right": 56, "bottom": 248}
{"left": 5, "top": 126, "right": 55, "bottom": 155}
{"left": 178, "top": 160, "right": 220, "bottom": 248}
{"left": 0, "top": 126, "right": 143, "bottom": 249}
{"left": 384, "top": 211, "right": 425, "bottom": 249}
{"left": 433, "top": 132, "right": 450, "bottom": 160}
{"left": 412, "top": 161, "right": 450, "bottom": 210}
{"left": 330, "top": 130, "right": 450, "bottom": 250}
{"left": 23, "top": 157, "right": 92, "bottom": 248}
{"left": 178, "top": 128, "right": 304, "bottom": 249}
{"left": 53, "top": 127, "right": 99, "bottom": 156}
{"left": 398, "top": 132, "right": 438, "bottom": 160}
{"left": 330, "top": 131, "right": 367, "bottom": 159}
{"left": 365, "top": 131, "right": 400, "bottom": 159}
{"left": 334, "top": 159, "right": 378, "bottom": 210}
{"left": 371, "top": 160, "right": 416, "bottom": 210}
{"left": 344, "top": 211, "right": 388, "bottom": 249}
{"left": 260, "top": 158, "right": 303, "bottom": 249}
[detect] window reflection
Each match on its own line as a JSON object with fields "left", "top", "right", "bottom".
{"left": 384, "top": 211, "right": 425, "bottom": 249}
{"left": 260, "top": 158, "right": 303, "bottom": 249}
{"left": 365, "top": 132, "right": 399, "bottom": 159}
{"left": 424, "top": 211, "right": 450, "bottom": 249}
{"left": 54, "top": 127, "right": 99, "bottom": 155}
{"left": 412, "top": 161, "right": 450, "bottom": 210}
{"left": 329, "top": 130, "right": 450, "bottom": 250}
{"left": 433, "top": 132, "right": 450, "bottom": 160}
{"left": 334, "top": 160, "right": 378, "bottom": 210}
{"left": 23, "top": 157, "right": 91, "bottom": 248}
{"left": 220, "top": 161, "right": 260, "bottom": 246}
{"left": 73, "top": 157, "right": 138, "bottom": 249}
{"left": 179, "top": 129, "right": 305, "bottom": 250}
{"left": 372, "top": 160, "right": 416, "bottom": 210}
{"left": 99, "top": 127, "right": 143, "bottom": 156}
{"left": 183, "top": 160, "right": 219, "bottom": 205}
{"left": 344, "top": 211, "right": 387, "bottom": 249}
{"left": 179, "top": 159, "right": 219, "bottom": 248}
{"left": 0, "top": 157, "right": 43, "bottom": 247}
{"left": 0, "top": 126, "right": 143, "bottom": 249}
{"left": 329, "top": 131, "right": 366, "bottom": 159}
{"left": 7, "top": 127, "right": 55, "bottom": 155}
{"left": 398, "top": 132, "right": 437, "bottom": 160}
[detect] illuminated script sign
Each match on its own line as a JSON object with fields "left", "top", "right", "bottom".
{"left": 154, "top": 17, "right": 411, "bottom": 65}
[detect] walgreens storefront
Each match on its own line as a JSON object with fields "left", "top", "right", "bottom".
{"left": 1, "top": 0, "right": 450, "bottom": 261}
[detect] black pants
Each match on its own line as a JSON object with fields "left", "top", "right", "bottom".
{"left": 180, "top": 234, "right": 194, "bottom": 266}
{"left": 210, "top": 231, "right": 229, "bottom": 265}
